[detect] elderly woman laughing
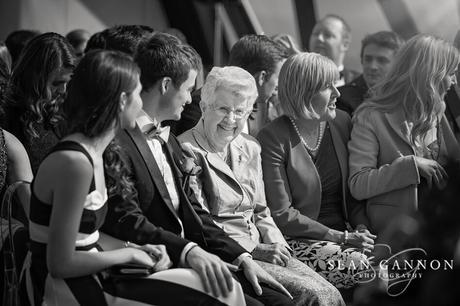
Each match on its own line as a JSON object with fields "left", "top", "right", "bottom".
{"left": 178, "top": 66, "right": 344, "bottom": 306}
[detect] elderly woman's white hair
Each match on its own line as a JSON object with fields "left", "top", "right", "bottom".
{"left": 200, "top": 66, "right": 258, "bottom": 111}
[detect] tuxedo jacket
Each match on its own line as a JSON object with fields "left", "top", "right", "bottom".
{"left": 102, "top": 126, "right": 246, "bottom": 266}
{"left": 337, "top": 74, "right": 369, "bottom": 116}
{"left": 257, "top": 112, "right": 369, "bottom": 240}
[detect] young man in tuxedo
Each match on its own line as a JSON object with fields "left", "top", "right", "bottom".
{"left": 102, "top": 33, "right": 293, "bottom": 306}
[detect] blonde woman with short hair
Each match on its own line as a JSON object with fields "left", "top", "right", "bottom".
{"left": 258, "top": 53, "right": 375, "bottom": 288}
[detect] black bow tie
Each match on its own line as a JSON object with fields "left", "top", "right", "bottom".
{"left": 143, "top": 124, "right": 168, "bottom": 144}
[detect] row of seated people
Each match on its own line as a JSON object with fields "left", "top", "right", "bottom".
{"left": 160, "top": 25, "right": 460, "bottom": 292}
{"left": 0, "top": 27, "right": 344, "bottom": 306}
{"left": 0, "top": 23, "right": 459, "bottom": 305}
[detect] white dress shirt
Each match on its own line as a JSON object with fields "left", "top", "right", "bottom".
{"left": 136, "top": 111, "right": 196, "bottom": 265}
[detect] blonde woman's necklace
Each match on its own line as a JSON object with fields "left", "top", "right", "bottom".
{"left": 289, "top": 117, "right": 325, "bottom": 152}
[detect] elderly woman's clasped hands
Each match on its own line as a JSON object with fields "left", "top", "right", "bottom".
{"left": 252, "top": 243, "right": 292, "bottom": 266}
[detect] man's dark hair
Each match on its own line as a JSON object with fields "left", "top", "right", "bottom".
{"left": 103, "top": 25, "right": 155, "bottom": 56}
{"left": 228, "top": 34, "right": 289, "bottom": 76}
{"left": 84, "top": 30, "right": 108, "bottom": 53}
{"left": 360, "top": 31, "right": 405, "bottom": 59}
{"left": 135, "top": 32, "right": 202, "bottom": 91}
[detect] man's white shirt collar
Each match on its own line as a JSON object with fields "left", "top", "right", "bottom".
{"left": 136, "top": 110, "right": 171, "bottom": 143}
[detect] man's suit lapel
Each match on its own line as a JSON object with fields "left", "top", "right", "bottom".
{"left": 164, "top": 135, "right": 206, "bottom": 244}
{"left": 126, "top": 127, "right": 180, "bottom": 219}
{"left": 163, "top": 138, "right": 183, "bottom": 185}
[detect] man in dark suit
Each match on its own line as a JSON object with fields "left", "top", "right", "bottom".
{"left": 309, "top": 14, "right": 359, "bottom": 87}
{"left": 337, "top": 31, "right": 404, "bottom": 115}
{"left": 102, "top": 33, "right": 293, "bottom": 306}
{"left": 228, "top": 35, "right": 290, "bottom": 137}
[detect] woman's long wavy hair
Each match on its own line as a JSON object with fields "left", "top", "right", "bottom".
{"left": 64, "top": 50, "right": 140, "bottom": 200}
{"left": 3, "top": 32, "right": 75, "bottom": 141}
{"left": 355, "top": 34, "right": 460, "bottom": 145}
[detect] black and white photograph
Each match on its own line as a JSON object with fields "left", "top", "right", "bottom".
{"left": 0, "top": 0, "right": 459, "bottom": 305}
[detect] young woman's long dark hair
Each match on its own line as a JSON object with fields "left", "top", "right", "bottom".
{"left": 2, "top": 32, "right": 76, "bottom": 142}
{"left": 64, "top": 49, "right": 140, "bottom": 200}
